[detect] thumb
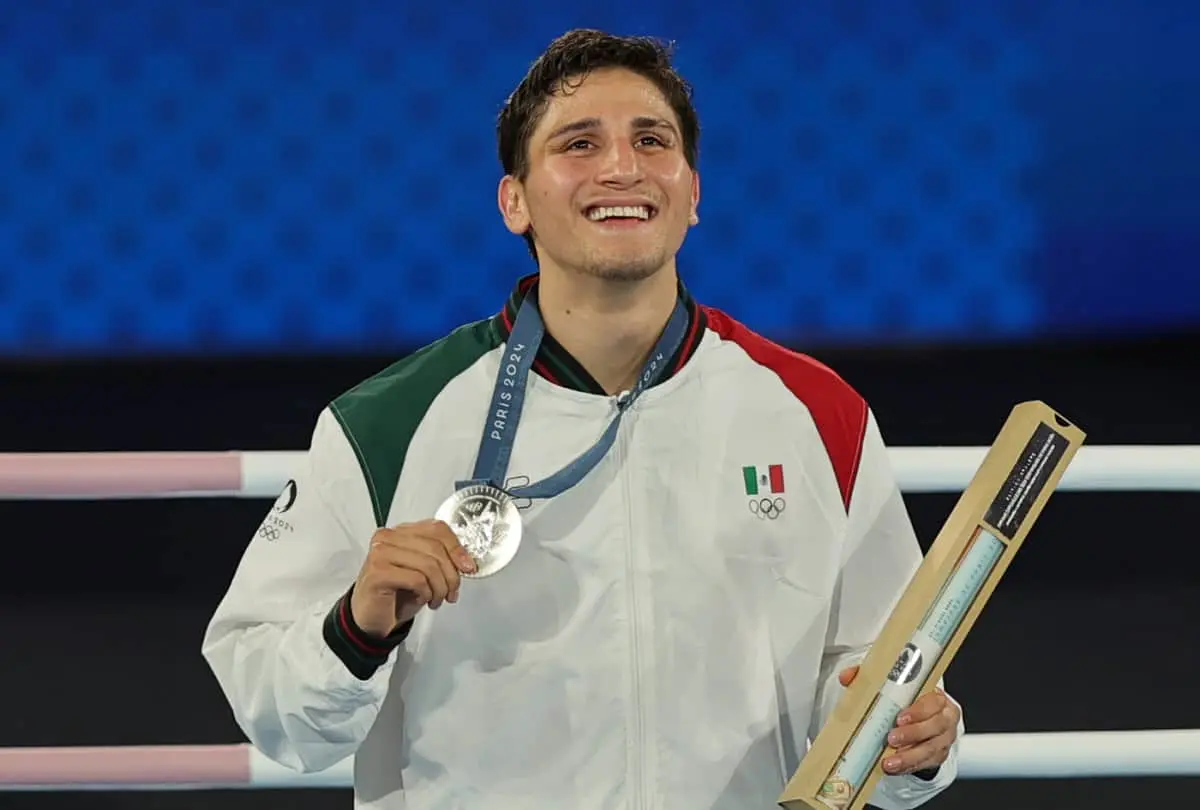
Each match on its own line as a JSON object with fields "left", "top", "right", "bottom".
{"left": 838, "top": 665, "right": 859, "bottom": 687}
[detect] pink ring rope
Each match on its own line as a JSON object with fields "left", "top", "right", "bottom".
{"left": 0, "top": 452, "right": 243, "bottom": 498}
{"left": 0, "top": 744, "right": 251, "bottom": 787}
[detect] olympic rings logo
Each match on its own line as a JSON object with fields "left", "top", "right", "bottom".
{"left": 748, "top": 497, "right": 786, "bottom": 520}
{"left": 255, "top": 513, "right": 292, "bottom": 542}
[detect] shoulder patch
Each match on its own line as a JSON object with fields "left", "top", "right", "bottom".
{"left": 330, "top": 318, "right": 502, "bottom": 526}
{"left": 703, "top": 306, "right": 868, "bottom": 511}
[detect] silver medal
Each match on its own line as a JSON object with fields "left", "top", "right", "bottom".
{"left": 435, "top": 484, "right": 522, "bottom": 578}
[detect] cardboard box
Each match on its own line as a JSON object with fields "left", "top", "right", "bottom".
{"left": 779, "top": 401, "right": 1086, "bottom": 810}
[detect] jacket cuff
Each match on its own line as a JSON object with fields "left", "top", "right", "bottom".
{"left": 321, "top": 585, "right": 412, "bottom": 680}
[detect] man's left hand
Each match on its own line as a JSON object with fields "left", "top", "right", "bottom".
{"left": 838, "top": 665, "right": 961, "bottom": 776}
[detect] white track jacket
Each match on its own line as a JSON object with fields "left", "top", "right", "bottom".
{"left": 202, "top": 274, "right": 963, "bottom": 810}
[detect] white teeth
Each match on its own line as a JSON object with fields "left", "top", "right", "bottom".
{"left": 587, "top": 205, "right": 651, "bottom": 221}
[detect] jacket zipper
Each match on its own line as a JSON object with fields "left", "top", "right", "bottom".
{"left": 616, "top": 391, "right": 650, "bottom": 810}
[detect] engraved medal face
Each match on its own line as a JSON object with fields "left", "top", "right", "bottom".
{"left": 435, "top": 485, "right": 522, "bottom": 578}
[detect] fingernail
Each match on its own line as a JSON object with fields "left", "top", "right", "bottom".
{"left": 897, "top": 714, "right": 910, "bottom": 725}
{"left": 887, "top": 732, "right": 900, "bottom": 746}
{"left": 885, "top": 758, "right": 900, "bottom": 772}
{"left": 457, "top": 552, "right": 477, "bottom": 572}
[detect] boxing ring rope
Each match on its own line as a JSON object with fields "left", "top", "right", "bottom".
{"left": 1, "top": 730, "right": 1198, "bottom": 790}
{"left": 1, "top": 444, "right": 1197, "bottom": 791}
{"left": 1, "top": 445, "right": 1199, "bottom": 500}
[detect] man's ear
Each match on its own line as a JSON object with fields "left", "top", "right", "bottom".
{"left": 498, "top": 175, "right": 531, "bottom": 236}
{"left": 688, "top": 169, "right": 700, "bottom": 225}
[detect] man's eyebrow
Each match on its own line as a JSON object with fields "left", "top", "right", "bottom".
{"left": 632, "top": 116, "right": 678, "bottom": 134}
{"left": 544, "top": 116, "right": 680, "bottom": 142}
{"left": 545, "top": 118, "right": 601, "bottom": 142}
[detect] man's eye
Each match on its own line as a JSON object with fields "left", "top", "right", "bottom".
{"left": 638, "top": 135, "right": 666, "bottom": 147}
{"left": 566, "top": 139, "right": 593, "bottom": 150}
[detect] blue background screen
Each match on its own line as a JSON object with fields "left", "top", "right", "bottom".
{"left": 0, "top": 0, "right": 1195, "bottom": 356}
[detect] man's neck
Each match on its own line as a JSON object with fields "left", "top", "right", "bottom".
{"left": 536, "top": 265, "right": 680, "bottom": 396}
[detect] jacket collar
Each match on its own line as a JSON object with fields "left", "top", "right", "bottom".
{"left": 490, "top": 272, "right": 707, "bottom": 396}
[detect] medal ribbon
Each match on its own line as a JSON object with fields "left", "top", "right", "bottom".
{"left": 459, "top": 286, "right": 690, "bottom": 499}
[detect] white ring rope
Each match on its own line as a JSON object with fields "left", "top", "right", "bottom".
{"left": 0, "top": 445, "right": 1198, "bottom": 499}
{"left": 1, "top": 730, "right": 1198, "bottom": 790}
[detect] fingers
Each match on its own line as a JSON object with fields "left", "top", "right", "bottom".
{"left": 897, "top": 690, "right": 948, "bottom": 726}
{"left": 368, "top": 542, "right": 457, "bottom": 606}
{"left": 884, "top": 691, "right": 960, "bottom": 776}
{"left": 374, "top": 519, "right": 478, "bottom": 593}
{"left": 370, "top": 531, "right": 466, "bottom": 605}
{"left": 422, "top": 519, "right": 478, "bottom": 574}
{"left": 373, "top": 565, "right": 435, "bottom": 607}
{"left": 883, "top": 726, "right": 956, "bottom": 775}
{"left": 888, "top": 702, "right": 953, "bottom": 750}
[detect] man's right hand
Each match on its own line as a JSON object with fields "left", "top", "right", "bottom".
{"left": 349, "top": 519, "right": 477, "bottom": 638}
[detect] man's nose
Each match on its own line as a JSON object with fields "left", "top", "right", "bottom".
{"left": 596, "top": 140, "right": 643, "bottom": 185}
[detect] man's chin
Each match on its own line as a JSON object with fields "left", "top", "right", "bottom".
{"left": 580, "top": 262, "right": 663, "bottom": 283}
{"left": 578, "top": 250, "right": 669, "bottom": 283}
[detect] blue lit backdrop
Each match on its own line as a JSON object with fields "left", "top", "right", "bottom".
{"left": 0, "top": 0, "right": 1196, "bottom": 357}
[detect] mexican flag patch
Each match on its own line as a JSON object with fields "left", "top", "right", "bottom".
{"left": 742, "top": 464, "right": 785, "bottom": 496}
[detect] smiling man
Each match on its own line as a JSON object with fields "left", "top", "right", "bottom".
{"left": 203, "top": 29, "right": 964, "bottom": 810}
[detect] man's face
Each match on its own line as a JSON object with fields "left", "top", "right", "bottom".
{"left": 499, "top": 67, "right": 700, "bottom": 282}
